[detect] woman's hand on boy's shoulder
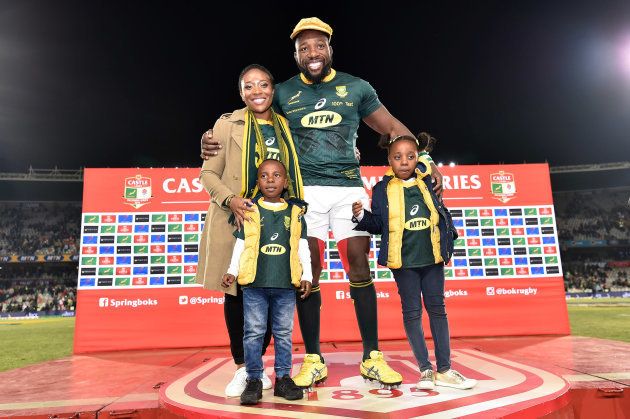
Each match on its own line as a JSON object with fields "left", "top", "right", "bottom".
{"left": 299, "top": 280, "right": 312, "bottom": 299}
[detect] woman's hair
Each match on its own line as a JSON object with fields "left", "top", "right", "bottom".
{"left": 238, "top": 64, "right": 275, "bottom": 92}
{"left": 377, "top": 134, "right": 420, "bottom": 151}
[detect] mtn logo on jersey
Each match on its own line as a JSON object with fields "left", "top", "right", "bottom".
{"left": 300, "top": 111, "right": 342, "bottom": 128}
{"left": 260, "top": 244, "right": 286, "bottom": 255}
{"left": 405, "top": 217, "right": 431, "bottom": 230}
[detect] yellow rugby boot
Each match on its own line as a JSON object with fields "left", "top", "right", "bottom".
{"left": 360, "top": 350, "right": 403, "bottom": 388}
{"left": 292, "top": 354, "right": 328, "bottom": 390}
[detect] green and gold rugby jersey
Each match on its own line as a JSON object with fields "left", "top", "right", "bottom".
{"left": 273, "top": 69, "right": 382, "bottom": 186}
{"left": 401, "top": 182, "right": 436, "bottom": 268}
{"left": 258, "top": 120, "right": 281, "bottom": 160}
{"left": 235, "top": 202, "right": 307, "bottom": 288}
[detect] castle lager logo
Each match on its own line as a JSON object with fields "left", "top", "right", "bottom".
{"left": 490, "top": 171, "right": 516, "bottom": 203}
{"left": 124, "top": 175, "right": 153, "bottom": 209}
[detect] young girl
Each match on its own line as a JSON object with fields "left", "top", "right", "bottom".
{"left": 352, "top": 134, "right": 476, "bottom": 390}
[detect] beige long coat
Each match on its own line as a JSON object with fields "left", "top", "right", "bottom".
{"left": 195, "top": 108, "right": 248, "bottom": 296}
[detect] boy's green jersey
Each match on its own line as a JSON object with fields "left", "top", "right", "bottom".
{"left": 235, "top": 204, "right": 307, "bottom": 288}
{"left": 273, "top": 69, "right": 382, "bottom": 187}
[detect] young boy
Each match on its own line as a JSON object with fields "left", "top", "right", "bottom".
{"left": 222, "top": 159, "right": 313, "bottom": 405}
{"left": 352, "top": 135, "right": 476, "bottom": 391}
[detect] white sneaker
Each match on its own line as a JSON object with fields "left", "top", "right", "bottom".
{"left": 225, "top": 367, "right": 273, "bottom": 397}
{"left": 225, "top": 366, "right": 248, "bottom": 397}
{"left": 435, "top": 369, "right": 477, "bottom": 390}
{"left": 261, "top": 371, "right": 272, "bottom": 390}
{"left": 416, "top": 369, "right": 435, "bottom": 390}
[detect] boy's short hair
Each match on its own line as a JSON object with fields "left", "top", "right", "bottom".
{"left": 257, "top": 158, "right": 287, "bottom": 174}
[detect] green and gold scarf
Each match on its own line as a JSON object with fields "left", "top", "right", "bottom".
{"left": 240, "top": 109, "right": 303, "bottom": 200}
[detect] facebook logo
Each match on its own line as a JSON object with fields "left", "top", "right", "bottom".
{"left": 83, "top": 236, "right": 98, "bottom": 244}
{"left": 185, "top": 213, "right": 200, "bottom": 221}
{"left": 184, "top": 255, "right": 198, "bottom": 263}
{"left": 514, "top": 257, "right": 528, "bottom": 265}
{"left": 168, "top": 245, "right": 182, "bottom": 253}
{"left": 118, "top": 215, "right": 133, "bottom": 222}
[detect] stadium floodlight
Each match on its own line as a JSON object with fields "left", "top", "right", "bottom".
{"left": 449, "top": 162, "right": 456, "bottom": 167}
{"left": 437, "top": 162, "right": 444, "bottom": 167}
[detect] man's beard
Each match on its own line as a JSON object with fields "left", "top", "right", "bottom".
{"left": 298, "top": 60, "right": 332, "bottom": 84}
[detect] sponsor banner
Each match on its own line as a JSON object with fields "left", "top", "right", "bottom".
{"left": 74, "top": 277, "right": 568, "bottom": 353}
{"left": 75, "top": 165, "right": 569, "bottom": 353}
{"left": 0, "top": 254, "right": 78, "bottom": 263}
{"left": 608, "top": 260, "right": 630, "bottom": 268}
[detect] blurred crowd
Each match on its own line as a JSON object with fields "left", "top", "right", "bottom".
{"left": 0, "top": 265, "right": 76, "bottom": 313}
{"left": 555, "top": 189, "right": 628, "bottom": 242}
{"left": 0, "top": 202, "right": 80, "bottom": 257}
{"left": 0, "top": 189, "right": 629, "bottom": 304}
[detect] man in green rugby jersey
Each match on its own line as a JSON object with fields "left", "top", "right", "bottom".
{"left": 201, "top": 17, "right": 443, "bottom": 390}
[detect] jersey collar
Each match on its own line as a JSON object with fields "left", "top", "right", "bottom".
{"left": 258, "top": 198, "right": 288, "bottom": 211}
{"left": 299, "top": 68, "right": 336, "bottom": 85}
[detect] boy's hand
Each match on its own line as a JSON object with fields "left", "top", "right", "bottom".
{"left": 200, "top": 129, "right": 221, "bottom": 160}
{"left": 299, "top": 280, "right": 312, "bottom": 299}
{"left": 221, "top": 273, "right": 236, "bottom": 288}
{"left": 352, "top": 200, "right": 363, "bottom": 218}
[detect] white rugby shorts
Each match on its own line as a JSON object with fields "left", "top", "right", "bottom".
{"left": 303, "top": 185, "right": 371, "bottom": 242}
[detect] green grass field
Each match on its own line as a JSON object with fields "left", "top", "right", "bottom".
{"left": 0, "top": 317, "right": 75, "bottom": 372}
{"left": 0, "top": 300, "right": 629, "bottom": 372}
{"left": 566, "top": 297, "right": 630, "bottom": 343}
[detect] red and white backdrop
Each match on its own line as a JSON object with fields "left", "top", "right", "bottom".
{"left": 74, "top": 164, "right": 569, "bottom": 353}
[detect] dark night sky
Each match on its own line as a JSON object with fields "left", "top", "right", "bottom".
{"left": 1, "top": 0, "right": 629, "bottom": 173}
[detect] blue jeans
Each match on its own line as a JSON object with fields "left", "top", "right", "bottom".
{"left": 392, "top": 263, "right": 451, "bottom": 373}
{"left": 243, "top": 287, "right": 296, "bottom": 379}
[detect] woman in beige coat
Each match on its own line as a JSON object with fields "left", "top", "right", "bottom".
{"left": 195, "top": 64, "right": 303, "bottom": 397}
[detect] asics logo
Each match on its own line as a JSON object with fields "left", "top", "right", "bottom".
{"left": 410, "top": 204, "right": 419, "bottom": 216}
{"left": 315, "top": 98, "right": 326, "bottom": 110}
{"left": 270, "top": 232, "right": 279, "bottom": 241}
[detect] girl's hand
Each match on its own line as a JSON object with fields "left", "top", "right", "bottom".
{"left": 352, "top": 200, "right": 363, "bottom": 218}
